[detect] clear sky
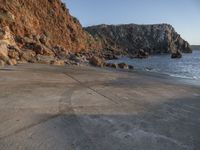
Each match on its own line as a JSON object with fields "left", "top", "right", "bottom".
{"left": 64, "top": 0, "right": 200, "bottom": 45}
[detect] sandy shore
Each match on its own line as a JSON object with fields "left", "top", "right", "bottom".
{"left": 0, "top": 64, "right": 200, "bottom": 150}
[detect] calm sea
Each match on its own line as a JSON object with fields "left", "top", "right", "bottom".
{"left": 108, "top": 50, "right": 200, "bottom": 81}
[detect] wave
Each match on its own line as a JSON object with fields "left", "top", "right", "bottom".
{"left": 146, "top": 69, "right": 200, "bottom": 80}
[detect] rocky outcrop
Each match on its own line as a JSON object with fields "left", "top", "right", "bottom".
{"left": 0, "top": 0, "right": 193, "bottom": 67}
{"left": 85, "top": 24, "right": 192, "bottom": 57}
{"left": 104, "top": 62, "right": 134, "bottom": 70}
{"left": 0, "top": 0, "right": 101, "bottom": 52}
{"left": 89, "top": 56, "right": 105, "bottom": 67}
{"left": 0, "top": 25, "right": 93, "bottom": 66}
{"left": 0, "top": 0, "right": 102, "bottom": 66}
{"left": 171, "top": 50, "right": 182, "bottom": 59}
{"left": 118, "top": 63, "right": 129, "bottom": 69}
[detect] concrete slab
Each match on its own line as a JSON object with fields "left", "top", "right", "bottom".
{"left": 0, "top": 64, "right": 200, "bottom": 150}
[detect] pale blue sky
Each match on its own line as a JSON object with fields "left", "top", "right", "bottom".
{"left": 64, "top": 0, "right": 200, "bottom": 45}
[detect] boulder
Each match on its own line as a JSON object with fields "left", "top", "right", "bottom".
{"left": 36, "top": 55, "right": 55, "bottom": 64}
{"left": 52, "top": 46, "right": 69, "bottom": 59}
{"left": 0, "top": 41, "right": 19, "bottom": 66}
{"left": 69, "top": 54, "right": 80, "bottom": 62}
{"left": 69, "top": 53, "right": 88, "bottom": 63}
{"left": 21, "top": 50, "right": 36, "bottom": 62}
{"left": 105, "top": 63, "right": 118, "bottom": 69}
{"left": 171, "top": 50, "right": 182, "bottom": 59}
{"left": 24, "top": 42, "right": 42, "bottom": 54}
{"left": 128, "top": 65, "right": 134, "bottom": 70}
{"left": 0, "top": 43, "right": 9, "bottom": 62}
{"left": 0, "top": 26, "right": 16, "bottom": 45}
{"left": 50, "top": 60, "right": 65, "bottom": 66}
{"left": 42, "top": 46, "right": 55, "bottom": 56}
{"left": 7, "top": 59, "right": 17, "bottom": 65}
{"left": 106, "top": 62, "right": 134, "bottom": 70}
{"left": 39, "top": 34, "right": 48, "bottom": 45}
{"left": 0, "top": 60, "right": 5, "bottom": 67}
{"left": 0, "top": 28, "right": 5, "bottom": 40}
{"left": 137, "top": 49, "right": 149, "bottom": 59}
{"left": 0, "top": 9, "right": 15, "bottom": 23}
{"left": 23, "top": 40, "right": 54, "bottom": 56}
{"left": 8, "top": 50, "right": 19, "bottom": 60}
{"left": 103, "top": 53, "right": 118, "bottom": 60}
{"left": 89, "top": 56, "right": 105, "bottom": 67}
{"left": 118, "top": 63, "right": 129, "bottom": 69}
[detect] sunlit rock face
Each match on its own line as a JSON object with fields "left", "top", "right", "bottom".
{"left": 0, "top": 0, "right": 102, "bottom": 66}
{"left": 0, "top": 0, "right": 101, "bottom": 52}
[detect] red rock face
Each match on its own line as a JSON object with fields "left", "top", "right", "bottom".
{"left": 0, "top": 0, "right": 101, "bottom": 52}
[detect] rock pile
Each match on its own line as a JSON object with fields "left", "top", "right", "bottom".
{"left": 0, "top": 26, "right": 92, "bottom": 67}
{"left": 0, "top": 0, "right": 101, "bottom": 67}
{"left": 171, "top": 50, "right": 182, "bottom": 59}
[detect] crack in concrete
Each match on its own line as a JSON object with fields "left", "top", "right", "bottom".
{"left": 0, "top": 114, "right": 61, "bottom": 140}
{"left": 63, "top": 72, "right": 119, "bottom": 105}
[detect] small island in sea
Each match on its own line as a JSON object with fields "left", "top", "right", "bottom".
{"left": 0, "top": 0, "right": 199, "bottom": 150}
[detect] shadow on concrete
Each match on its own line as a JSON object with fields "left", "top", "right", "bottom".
{"left": 0, "top": 96, "right": 199, "bottom": 150}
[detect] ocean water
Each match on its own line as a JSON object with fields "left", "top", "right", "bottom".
{"left": 108, "top": 50, "right": 200, "bottom": 81}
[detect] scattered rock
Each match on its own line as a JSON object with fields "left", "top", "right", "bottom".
{"left": 52, "top": 46, "right": 68, "bottom": 59}
{"left": 21, "top": 38, "right": 54, "bottom": 56}
{"left": 69, "top": 54, "right": 80, "bottom": 62}
{"left": 105, "top": 63, "right": 118, "bottom": 69}
{"left": 0, "top": 43, "right": 9, "bottom": 62}
{"left": 171, "top": 50, "right": 182, "bottom": 59}
{"left": 36, "top": 55, "right": 55, "bottom": 64}
{"left": 105, "top": 62, "right": 134, "bottom": 70}
{"left": 50, "top": 60, "right": 65, "bottom": 66}
{"left": 0, "top": 9, "right": 15, "bottom": 23}
{"left": 21, "top": 50, "right": 36, "bottom": 62}
{"left": 0, "top": 1, "right": 192, "bottom": 69}
{"left": 0, "top": 26, "right": 16, "bottom": 45}
{"left": 137, "top": 49, "right": 149, "bottom": 59}
{"left": 89, "top": 56, "right": 105, "bottom": 67}
{"left": 39, "top": 34, "right": 48, "bottom": 45}
{"left": 7, "top": 59, "right": 17, "bottom": 66}
{"left": 128, "top": 65, "right": 134, "bottom": 70}
{"left": 42, "top": 46, "right": 55, "bottom": 56}
{"left": 8, "top": 50, "right": 19, "bottom": 60}
{"left": 103, "top": 53, "right": 118, "bottom": 60}
{"left": 0, "top": 60, "right": 5, "bottom": 67}
{"left": 68, "top": 53, "right": 88, "bottom": 63}
{"left": 118, "top": 63, "right": 129, "bottom": 69}
{"left": 24, "top": 42, "right": 42, "bottom": 54}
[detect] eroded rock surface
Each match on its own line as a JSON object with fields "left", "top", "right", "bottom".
{"left": 0, "top": 0, "right": 102, "bottom": 66}
{"left": 85, "top": 24, "right": 192, "bottom": 57}
{"left": 0, "top": 0, "right": 193, "bottom": 67}
{"left": 0, "top": 0, "right": 100, "bottom": 52}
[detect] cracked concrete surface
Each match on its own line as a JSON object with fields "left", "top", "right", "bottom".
{"left": 0, "top": 64, "right": 200, "bottom": 150}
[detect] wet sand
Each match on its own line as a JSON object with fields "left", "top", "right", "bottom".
{"left": 0, "top": 64, "right": 200, "bottom": 150}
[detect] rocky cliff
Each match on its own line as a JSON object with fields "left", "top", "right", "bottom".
{"left": 0, "top": 0, "right": 102, "bottom": 66}
{"left": 85, "top": 24, "right": 192, "bottom": 56}
{"left": 0, "top": 0, "right": 193, "bottom": 67}
{"left": 0, "top": 0, "right": 100, "bottom": 51}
